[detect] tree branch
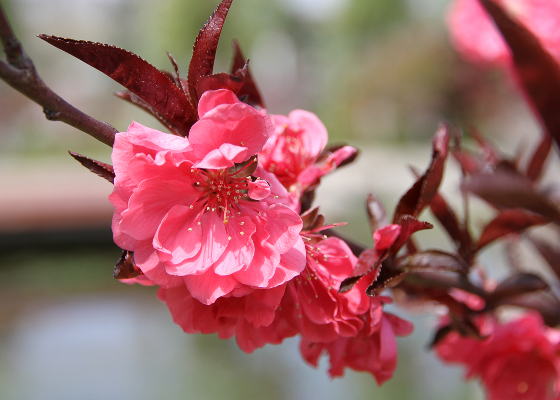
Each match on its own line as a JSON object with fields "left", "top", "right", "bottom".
{"left": 0, "top": 3, "right": 117, "bottom": 146}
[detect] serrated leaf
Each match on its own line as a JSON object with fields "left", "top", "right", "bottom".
{"left": 391, "top": 215, "right": 433, "bottom": 254}
{"left": 487, "top": 273, "right": 548, "bottom": 304}
{"left": 40, "top": 35, "right": 197, "bottom": 133}
{"left": 479, "top": 0, "right": 560, "bottom": 150}
{"left": 463, "top": 170, "right": 560, "bottom": 226}
{"left": 187, "top": 0, "right": 233, "bottom": 104}
{"left": 196, "top": 69, "right": 246, "bottom": 97}
{"left": 529, "top": 236, "right": 560, "bottom": 281}
{"left": 477, "top": 208, "right": 548, "bottom": 250}
{"left": 366, "top": 193, "right": 389, "bottom": 234}
{"left": 526, "top": 133, "right": 553, "bottom": 182}
{"left": 115, "top": 91, "right": 187, "bottom": 136}
{"left": 231, "top": 40, "right": 265, "bottom": 108}
{"left": 68, "top": 151, "right": 115, "bottom": 184}
{"left": 366, "top": 269, "right": 407, "bottom": 297}
{"left": 394, "top": 123, "right": 450, "bottom": 221}
{"left": 114, "top": 250, "right": 142, "bottom": 279}
{"left": 430, "top": 193, "right": 473, "bottom": 262}
{"left": 394, "top": 250, "right": 468, "bottom": 274}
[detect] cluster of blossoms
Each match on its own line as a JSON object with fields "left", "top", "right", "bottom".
{"left": 436, "top": 312, "right": 560, "bottom": 400}
{"left": 110, "top": 87, "right": 411, "bottom": 380}
{"left": 26, "top": 0, "right": 560, "bottom": 395}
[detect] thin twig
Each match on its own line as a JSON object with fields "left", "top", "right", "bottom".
{"left": 0, "top": 3, "right": 117, "bottom": 146}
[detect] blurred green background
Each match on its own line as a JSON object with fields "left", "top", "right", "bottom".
{"left": 0, "top": 0, "right": 545, "bottom": 398}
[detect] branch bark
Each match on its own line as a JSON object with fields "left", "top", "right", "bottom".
{"left": 0, "top": 3, "right": 117, "bottom": 146}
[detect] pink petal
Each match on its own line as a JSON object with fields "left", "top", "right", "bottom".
{"left": 197, "top": 88, "right": 240, "bottom": 117}
{"left": 120, "top": 178, "right": 200, "bottom": 241}
{"left": 248, "top": 179, "right": 271, "bottom": 200}
{"left": 213, "top": 216, "right": 256, "bottom": 275}
{"left": 168, "top": 211, "right": 230, "bottom": 276}
{"left": 127, "top": 121, "right": 191, "bottom": 152}
{"left": 374, "top": 224, "right": 401, "bottom": 251}
{"left": 183, "top": 269, "right": 239, "bottom": 305}
{"left": 153, "top": 203, "right": 204, "bottom": 266}
{"left": 133, "top": 239, "right": 183, "bottom": 288}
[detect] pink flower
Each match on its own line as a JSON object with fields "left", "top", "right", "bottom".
{"left": 259, "top": 110, "right": 357, "bottom": 206}
{"left": 300, "top": 296, "right": 413, "bottom": 384}
{"left": 109, "top": 89, "right": 306, "bottom": 304}
{"left": 447, "top": 0, "right": 560, "bottom": 66}
{"left": 436, "top": 312, "right": 560, "bottom": 400}
{"left": 281, "top": 236, "right": 370, "bottom": 343}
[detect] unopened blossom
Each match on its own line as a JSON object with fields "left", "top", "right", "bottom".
{"left": 110, "top": 89, "right": 306, "bottom": 304}
{"left": 259, "top": 110, "right": 357, "bottom": 206}
{"left": 436, "top": 312, "right": 560, "bottom": 400}
{"left": 447, "top": 0, "right": 560, "bottom": 66}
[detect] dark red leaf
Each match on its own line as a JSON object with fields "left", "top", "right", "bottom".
{"left": 231, "top": 40, "right": 265, "bottom": 108}
{"left": 526, "top": 133, "right": 553, "bottom": 182}
{"left": 187, "top": 0, "right": 233, "bottom": 104}
{"left": 114, "top": 250, "right": 142, "bottom": 279}
{"left": 477, "top": 209, "right": 548, "bottom": 250}
{"left": 115, "top": 90, "right": 187, "bottom": 136}
{"left": 393, "top": 250, "right": 469, "bottom": 274}
{"left": 529, "top": 236, "right": 560, "bottom": 281}
{"left": 487, "top": 272, "right": 548, "bottom": 304}
{"left": 366, "top": 269, "right": 407, "bottom": 297}
{"left": 339, "top": 250, "right": 388, "bottom": 294}
{"left": 479, "top": 0, "right": 560, "bottom": 149}
{"left": 394, "top": 122, "right": 450, "bottom": 222}
{"left": 39, "top": 35, "right": 197, "bottom": 134}
{"left": 366, "top": 193, "right": 389, "bottom": 235}
{"left": 166, "top": 52, "right": 188, "bottom": 96}
{"left": 391, "top": 215, "right": 433, "bottom": 254}
{"left": 196, "top": 69, "right": 246, "bottom": 97}
{"left": 429, "top": 324, "right": 453, "bottom": 348}
{"left": 430, "top": 193, "right": 472, "bottom": 258}
{"left": 68, "top": 151, "right": 115, "bottom": 184}
{"left": 463, "top": 170, "right": 560, "bottom": 225}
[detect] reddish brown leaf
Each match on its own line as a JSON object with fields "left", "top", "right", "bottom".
{"left": 115, "top": 91, "right": 187, "bottom": 136}
{"left": 526, "top": 133, "right": 553, "bottom": 182}
{"left": 68, "top": 151, "right": 115, "bottom": 184}
{"left": 187, "top": 0, "right": 233, "bottom": 104}
{"left": 231, "top": 40, "right": 265, "bottom": 108}
{"left": 529, "top": 236, "right": 560, "bottom": 281}
{"left": 463, "top": 170, "right": 560, "bottom": 225}
{"left": 196, "top": 69, "right": 246, "bottom": 97}
{"left": 339, "top": 251, "right": 388, "bottom": 294}
{"left": 391, "top": 215, "right": 433, "bottom": 254}
{"left": 366, "top": 193, "right": 389, "bottom": 235}
{"left": 394, "top": 250, "right": 469, "bottom": 274}
{"left": 479, "top": 0, "right": 560, "bottom": 149}
{"left": 114, "top": 250, "right": 142, "bottom": 279}
{"left": 477, "top": 209, "right": 548, "bottom": 250}
{"left": 39, "top": 35, "right": 197, "bottom": 133}
{"left": 430, "top": 193, "right": 472, "bottom": 257}
{"left": 366, "top": 269, "right": 407, "bottom": 297}
{"left": 394, "top": 123, "right": 450, "bottom": 222}
{"left": 487, "top": 273, "right": 548, "bottom": 304}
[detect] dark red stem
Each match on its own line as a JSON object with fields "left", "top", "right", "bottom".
{"left": 0, "top": 4, "right": 117, "bottom": 146}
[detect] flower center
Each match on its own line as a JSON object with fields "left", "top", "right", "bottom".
{"left": 194, "top": 158, "right": 257, "bottom": 222}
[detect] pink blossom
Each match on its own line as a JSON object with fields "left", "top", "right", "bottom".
{"left": 281, "top": 236, "right": 370, "bottom": 343}
{"left": 436, "top": 312, "right": 560, "bottom": 400}
{"left": 109, "top": 89, "right": 306, "bottom": 304}
{"left": 447, "top": 0, "right": 560, "bottom": 66}
{"left": 259, "top": 110, "right": 357, "bottom": 206}
{"left": 300, "top": 296, "right": 413, "bottom": 384}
